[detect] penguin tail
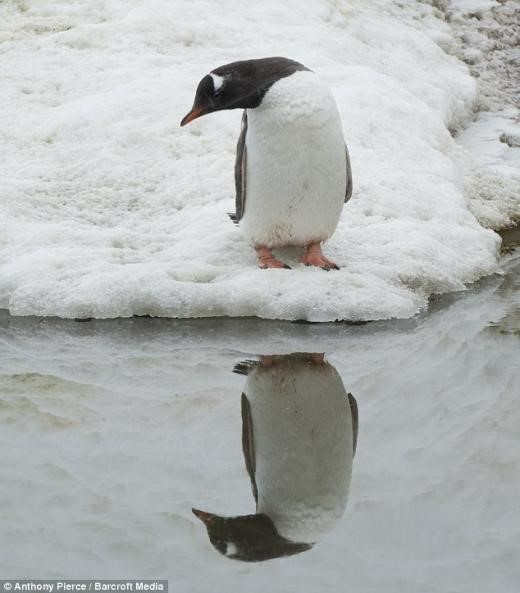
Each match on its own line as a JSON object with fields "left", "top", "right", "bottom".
{"left": 228, "top": 212, "right": 239, "bottom": 224}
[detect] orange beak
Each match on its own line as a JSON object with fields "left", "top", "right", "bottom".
{"left": 180, "top": 107, "right": 205, "bottom": 127}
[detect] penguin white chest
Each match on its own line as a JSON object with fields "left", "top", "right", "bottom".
{"left": 240, "top": 71, "right": 347, "bottom": 248}
{"left": 247, "top": 362, "right": 354, "bottom": 543}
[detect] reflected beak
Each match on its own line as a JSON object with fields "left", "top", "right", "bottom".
{"left": 192, "top": 508, "right": 215, "bottom": 525}
{"left": 180, "top": 107, "right": 205, "bottom": 127}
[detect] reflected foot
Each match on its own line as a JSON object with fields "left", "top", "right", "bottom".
{"left": 256, "top": 246, "right": 291, "bottom": 269}
{"left": 309, "top": 353, "right": 325, "bottom": 364}
{"left": 300, "top": 242, "right": 339, "bottom": 270}
{"left": 260, "top": 355, "right": 274, "bottom": 367}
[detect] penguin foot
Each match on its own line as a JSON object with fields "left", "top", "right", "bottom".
{"left": 309, "top": 353, "right": 325, "bottom": 364}
{"left": 301, "top": 243, "right": 339, "bottom": 270}
{"left": 256, "top": 246, "right": 291, "bottom": 269}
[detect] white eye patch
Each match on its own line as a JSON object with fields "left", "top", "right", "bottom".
{"left": 210, "top": 73, "right": 225, "bottom": 92}
{"left": 224, "top": 542, "right": 238, "bottom": 556}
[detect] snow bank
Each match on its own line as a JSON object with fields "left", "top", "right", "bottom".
{"left": 446, "top": 0, "right": 520, "bottom": 228}
{"left": 0, "top": 0, "right": 502, "bottom": 320}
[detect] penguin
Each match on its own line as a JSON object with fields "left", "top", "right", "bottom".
{"left": 191, "top": 509, "right": 312, "bottom": 562}
{"left": 181, "top": 57, "right": 353, "bottom": 270}
{"left": 193, "top": 353, "right": 358, "bottom": 562}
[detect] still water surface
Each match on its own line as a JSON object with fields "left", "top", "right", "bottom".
{"left": 0, "top": 253, "right": 518, "bottom": 592}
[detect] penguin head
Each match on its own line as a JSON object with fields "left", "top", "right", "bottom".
{"left": 192, "top": 508, "right": 312, "bottom": 562}
{"left": 180, "top": 57, "right": 309, "bottom": 126}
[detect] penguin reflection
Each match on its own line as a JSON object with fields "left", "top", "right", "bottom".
{"left": 193, "top": 353, "right": 358, "bottom": 562}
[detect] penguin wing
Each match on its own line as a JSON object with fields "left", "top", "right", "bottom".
{"left": 241, "top": 392, "right": 258, "bottom": 504}
{"left": 345, "top": 144, "right": 353, "bottom": 203}
{"left": 347, "top": 392, "right": 358, "bottom": 456}
{"left": 229, "top": 110, "right": 248, "bottom": 224}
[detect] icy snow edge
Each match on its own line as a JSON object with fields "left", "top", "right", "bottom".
{"left": 0, "top": 0, "right": 502, "bottom": 321}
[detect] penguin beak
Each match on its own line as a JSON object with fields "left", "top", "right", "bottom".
{"left": 192, "top": 508, "right": 215, "bottom": 525}
{"left": 180, "top": 107, "right": 205, "bottom": 126}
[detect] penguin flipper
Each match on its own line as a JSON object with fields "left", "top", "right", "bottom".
{"left": 229, "top": 110, "right": 248, "bottom": 224}
{"left": 348, "top": 392, "right": 358, "bottom": 456}
{"left": 241, "top": 392, "right": 258, "bottom": 504}
{"left": 345, "top": 143, "right": 353, "bottom": 203}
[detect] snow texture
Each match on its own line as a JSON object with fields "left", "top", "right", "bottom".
{"left": 0, "top": 0, "right": 512, "bottom": 321}
{"left": 446, "top": 0, "right": 520, "bottom": 228}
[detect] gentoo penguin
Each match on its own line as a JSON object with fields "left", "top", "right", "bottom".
{"left": 181, "top": 57, "right": 353, "bottom": 270}
{"left": 193, "top": 353, "right": 358, "bottom": 562}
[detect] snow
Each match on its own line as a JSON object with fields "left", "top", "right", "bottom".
{"left": 447, "top": 0, "right": 520, "bottom": 228}
{"left": 458, "top": 109, "right": 520, "bottom": 229}
{"left": 451, "top": 0, "right": 499, "bottom": 11}
{"left": 458, "top": 109, "right": 520, "bottom": 177}
{"left": 0, "top": 0, "right": 513, "bottom": 321}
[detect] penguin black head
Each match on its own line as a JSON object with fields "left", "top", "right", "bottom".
{"left": 180, "top": 57, "right": 309, "bottom": 126}
{"left": 192, "top": 508, "right": 312, "bottom": 562}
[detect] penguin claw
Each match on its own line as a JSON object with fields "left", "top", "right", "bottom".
{"left": 301, "top": 243, "right": 339, "bottom": 270}
{"left": 260, "top": 262, "right": 291, "bottom": 270}
{"left": 256, "top": 247, "right": 291, "bottom": 269}
{"left": 302, "top": 258, "right": 339, "bottom": 270}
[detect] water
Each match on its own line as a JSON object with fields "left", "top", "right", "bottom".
{"left": 0, "top": 252, "right": 518, "bottom": 592}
